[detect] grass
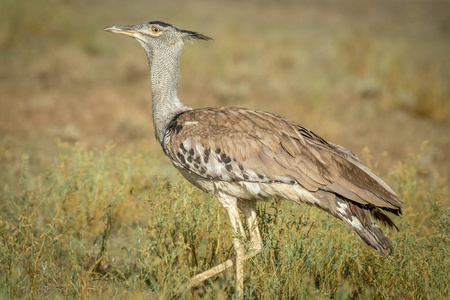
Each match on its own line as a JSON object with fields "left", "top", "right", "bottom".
{"left": 1, "top": 0, "right": 449, "bottom": 299}
{"left": 0, "top": 141, "right": 448, "bottom": 299}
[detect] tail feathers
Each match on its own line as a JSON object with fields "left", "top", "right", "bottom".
{"left": 336, "top": 198, "right": 396, "bottom": 255}
{"left": 310, "top": 190, "right": 398, "bottom": 254}
{"left": 371, "top": 208, "right": 399, "bottom": 230}
{"left": 349, "top": 222, "right": 394, "bottom": 255}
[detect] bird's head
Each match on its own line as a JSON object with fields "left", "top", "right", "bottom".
{"left": 104, "top": 21, "right": 212, "bottom": 58}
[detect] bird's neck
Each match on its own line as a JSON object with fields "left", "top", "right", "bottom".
{"left": 146, "top": 47, "right": 191, "bottom": 144}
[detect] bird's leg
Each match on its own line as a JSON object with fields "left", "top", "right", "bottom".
{"left": 232, "top": 199, "right": 263, "bottom": 299}
{"left": 183, "top": 200, "right": 263, "bottom": 298}
{"left": 226, "top": 205, "right": 247, "bottom": 297}
{"left": 237, "top": 199, "right": 263, "bottom": 259}
{"left": 184, "top": 204, "right": 246, "bottom": 293}
{"left": 185, "top": 257, "right": 236, "bottom": 288}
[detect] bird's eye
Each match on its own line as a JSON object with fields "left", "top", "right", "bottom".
{"left": 151, "top": 27, "right": 160, "bottom": 34}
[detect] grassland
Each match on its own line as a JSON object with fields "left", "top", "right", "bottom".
{"left": 1, "top": 0, "right": 449, "bottom": 299}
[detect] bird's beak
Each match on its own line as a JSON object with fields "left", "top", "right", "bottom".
{"left": 104, "top": 25, "right": 141, "bottom": 38}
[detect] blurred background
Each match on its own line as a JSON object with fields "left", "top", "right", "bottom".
{"left": 0, "top": 1, "right": 449, "bottom": 298}
{"left": 1, "top": 0, "right": 449, "bottom": 179}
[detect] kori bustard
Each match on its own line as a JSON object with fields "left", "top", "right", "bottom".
{"left": 105, "top": 21, "right": 403, "bottom": 297}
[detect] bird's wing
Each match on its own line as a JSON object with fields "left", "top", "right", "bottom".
{"left": 163, "top": 107, "right": 402, "bottom": 211}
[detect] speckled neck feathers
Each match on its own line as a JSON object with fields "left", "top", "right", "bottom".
{"left": 139, "top": 39, "right": 191, "bottom": 144}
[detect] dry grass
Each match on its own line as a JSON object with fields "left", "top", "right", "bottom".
{"left": 0, "top": 0, "right": 449, "bottom": 299}
{"left": 0, "top": 141, "right": 448, "bottom": 299}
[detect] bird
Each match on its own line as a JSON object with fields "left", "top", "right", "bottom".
{"left": 104, "top": 21, "right": 403, "bottom": 297}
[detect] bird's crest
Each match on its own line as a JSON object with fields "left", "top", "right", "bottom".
{"left": 147, "top": 21, "right": 213, "bottom": 41}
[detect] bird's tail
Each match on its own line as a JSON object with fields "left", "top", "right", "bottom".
{"left": 345, "top": 219, "right": 394, "bottom": 255}
{"left": 334, "top": 197, "right": 396, "bottom": 255}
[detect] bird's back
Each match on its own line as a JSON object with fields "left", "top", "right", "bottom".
{"left": 163, "top": 107, "right": 401, "bottom": 207}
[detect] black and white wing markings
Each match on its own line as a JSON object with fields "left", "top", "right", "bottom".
{"left": 163, "top": 107, "right": 403, "bottom": 212}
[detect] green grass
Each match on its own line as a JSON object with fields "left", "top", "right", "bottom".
{"left": 0, "top": 141, "right": 448, "bottom": 299}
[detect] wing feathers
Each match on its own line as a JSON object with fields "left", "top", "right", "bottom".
{"left": 163, "top": 107, "right": 402, "bottom": 213}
